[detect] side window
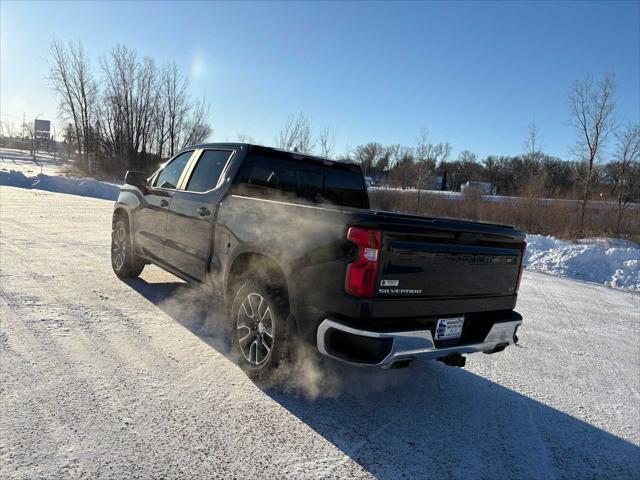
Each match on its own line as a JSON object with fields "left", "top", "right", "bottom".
{"left": 154, "top": 151, "right": 193, "bottom": 189}
{"left": 235, "top": 155, "right": 324, "bottom": 202}
{"left": 185, "top": 150, "right": 231, "bottom": 192}
{"left": 279, "top": 168, "right": 323, "bottom": 201}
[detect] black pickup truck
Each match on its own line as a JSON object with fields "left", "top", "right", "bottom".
{"left": 112, "top": 143, "right": 526, "bottom": 375}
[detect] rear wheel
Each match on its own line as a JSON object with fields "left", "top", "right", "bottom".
{"left": 111, "top": 217, "right": 145, "bottom": 278}
{"left": 230, "top": 279, "right": 289, "bottom": 378}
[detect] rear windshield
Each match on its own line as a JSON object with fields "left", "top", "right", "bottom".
{"left": 233, "top": 153, "right": 369, "bottom": 209}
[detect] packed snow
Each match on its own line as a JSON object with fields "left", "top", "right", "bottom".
{"left": 525, "top": 235, "right": 639, "bottom": 290}
{"left": 1, "top": 186, "right": 638, "bottom": 479}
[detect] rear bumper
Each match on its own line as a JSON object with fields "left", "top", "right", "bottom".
{"left": 316, "top": 315, "right": 522, "bottom": 368}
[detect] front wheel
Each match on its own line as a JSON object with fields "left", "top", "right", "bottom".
{"left": 111, "top": 217, "right": 145, "bottom": 278}
{"left": 230, "top": 279, "right": 289, "bottom": 378}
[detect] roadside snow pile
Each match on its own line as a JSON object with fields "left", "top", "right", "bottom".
{"left": 0, "top": 170, "right": 119, "bottom": 201}
{"left": 525, "top": 235, "right": 639, "bottom": 290}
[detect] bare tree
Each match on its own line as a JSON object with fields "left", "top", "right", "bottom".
{"left": 181, "top": 97, "right": 213, "bottom": 147}
{"left": 415, "top": 128, "right": 452, "bottom": 172}
{"left": 317, "top": 127, "right": 336, "bottom": 159}
{"left": 70, "top": 41, "right": 98, "bottom": 170}
{"left": 414, "top": 128, "right": 452, "bottom": 210}
{"left": 275, "top": 111, "right": 313, "bottom": 153}
{"left": 524, "top": 122, "right": 545, "bottom": 163}
{"left": 414, "top": 129, "right": 431, "bottom": 210}
{"left": 49, "top": 38, "right": 81, "bottom": 154}
{"left": 153, "top": 82, "right": 170, "bottom": 160}
{"left": 610, "top": 124, "right": 640, "bottom": 234}
{"left": 390, "top": 146, "right": 415, "bottom": 190}
{"left": 161, "top": 62, "right": 190, "bottom": 156}
{"left": 21, "top": 121, "right": 35, "bottom": 154}
{"left": 48, "top": 39, "right": 98, "bottom": 170}
{"left": 458, "top": 150, "right": 478, "bottom": 164}
{"left": 352, "top": 142, "right": 386, "bottom": 176}
{"left": 47, "top": 38, "right": 215, "bottom": 176}
{"left": 100, "top": 45, "right": 158, "bottom": 171}
{"left": 569, "top": 73, "right": 616, "bottom": 233}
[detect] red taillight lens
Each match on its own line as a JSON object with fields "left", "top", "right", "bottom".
{"left": 345, "top": 227, "right": 382, "bottom": 298}
{"left": 516, "top": 241, "right": 527, "bottom": 292}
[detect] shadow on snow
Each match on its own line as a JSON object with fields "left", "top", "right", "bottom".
{"left": 125, "top": 276, "right": 640, "bottom": 480}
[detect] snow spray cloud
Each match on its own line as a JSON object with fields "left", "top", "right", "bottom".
{"left": 155, "top": 187, "right": 415, "bottom": 399}
{"left": 155, "top": 282, "right": 230, "bottom": 354}
{"left": 218, "top": 188, "right": 415, "bottom": 399}
{"left": 261, "top": 340, "right": 416, "bottom": 401}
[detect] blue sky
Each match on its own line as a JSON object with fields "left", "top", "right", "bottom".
{"left": 1, "top": 1, "right": 638, "bottom": 159}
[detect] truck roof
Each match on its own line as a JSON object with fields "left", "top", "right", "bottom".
{"left": 185, "top": 142, "right": 360, "bottom": 170}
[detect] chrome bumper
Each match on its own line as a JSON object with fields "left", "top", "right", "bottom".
{"left": 316, "top": 318, "right": 522, "bottom": 368}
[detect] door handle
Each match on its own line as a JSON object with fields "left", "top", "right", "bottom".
{"left": 197, "top": 207, "right": 211, "bottom": 217}
{"left": 160, "top": 199, "right": 169, "bottom": 207}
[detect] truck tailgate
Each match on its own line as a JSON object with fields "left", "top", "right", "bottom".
{"left": 377, "top": 230, "right": 523, "bottom": 298}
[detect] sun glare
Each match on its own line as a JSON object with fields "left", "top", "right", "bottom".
{"left": 190, "top": 52, "right": 205, "bottom": 81}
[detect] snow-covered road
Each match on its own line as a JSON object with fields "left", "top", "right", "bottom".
{"left": 1, "top": 186, "right": 639, "bottom": 479}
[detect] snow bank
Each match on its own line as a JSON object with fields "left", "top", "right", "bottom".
{"left": 0, "top": 170, "right": 120, "bottom": 201}
{"left": 525, "top": 234, "right": 640, "bottom": 290}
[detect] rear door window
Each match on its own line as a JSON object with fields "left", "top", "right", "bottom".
{"left": 278, "top": 168, "right": 323, "bottom": 201}
{"left": 185, "top": 150, "right": 232, "bottom": 192}
{"left": 154, "top": 151, "right": 193, "bottom": 189}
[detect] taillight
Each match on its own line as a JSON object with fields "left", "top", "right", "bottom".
{"left": 345, "top": 227, "right": 382, "bottom": 298}
{"left": 515, "top": 241, "right": 527, "bottom": 292}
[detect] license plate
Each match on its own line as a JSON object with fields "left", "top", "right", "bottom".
{"left": 435, "top": 316, "right": 465, "bottom": 340}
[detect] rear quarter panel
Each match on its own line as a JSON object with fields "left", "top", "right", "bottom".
{"left": 214, "top": 195, "right": 361, "bottom": 333}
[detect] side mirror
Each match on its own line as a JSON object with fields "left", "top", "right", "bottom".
{"left": 124, "top": 170, "right": 148, "bottom": 192}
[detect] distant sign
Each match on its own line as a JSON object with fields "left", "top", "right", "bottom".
{"left": 34, "top": 119, "right": 51, "bottom": 140}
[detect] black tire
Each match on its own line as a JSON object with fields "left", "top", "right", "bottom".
{"left": 230, "top": 279, "right": 289, "bottom": 378}
{"left": 111, "top": 217, "right": 145, "bottom": 278}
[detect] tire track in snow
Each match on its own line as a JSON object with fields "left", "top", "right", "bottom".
{"left": 2, "top": 186, "right": 638, "bottom": 479}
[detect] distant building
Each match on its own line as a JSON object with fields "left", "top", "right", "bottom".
{"left": 460, "top": 181, "right": 496, "bottom": 195}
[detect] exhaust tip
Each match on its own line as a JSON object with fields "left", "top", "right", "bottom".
{"left": 437, "top": 353, "right": 466, "bottom": 368}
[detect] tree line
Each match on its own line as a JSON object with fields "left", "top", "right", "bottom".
{"left": 268, "top": 73, "right": 638, "bottom": 235}
{"left": 48, "top": 39, "right": 212, "bottom": 176}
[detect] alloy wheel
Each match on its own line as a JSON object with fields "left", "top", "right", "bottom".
{"left": 236, "top": 292, "right": 274, "bottom": 365}
{"left": 112, "top": 224, "right": 126, "bottom": 270}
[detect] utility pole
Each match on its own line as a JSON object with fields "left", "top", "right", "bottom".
{"left": 51, "top": 123, "right": 57, "bottom": 163}
{"left": 33, "top": 114, "right": 42, "bottom": 165}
